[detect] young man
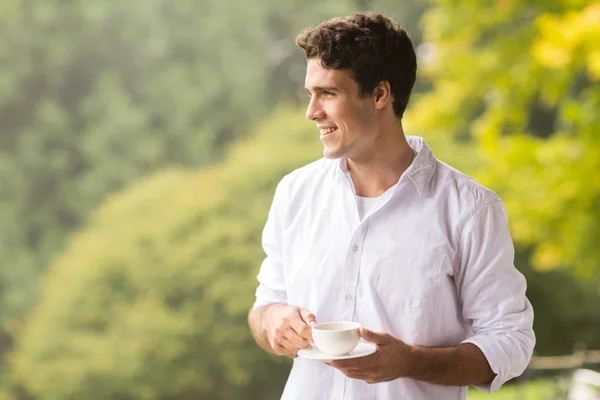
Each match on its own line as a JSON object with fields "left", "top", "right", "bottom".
{"left": 248, "top": 11, "right": 535, "bottom": 400}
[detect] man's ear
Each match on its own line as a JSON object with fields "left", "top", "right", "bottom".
{"left": 373, "top": 80, "right": 392, "bottom": 110}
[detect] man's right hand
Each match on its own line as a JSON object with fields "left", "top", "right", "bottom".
{"left": 265, "top": 304, "right": 317, "bottom": 358}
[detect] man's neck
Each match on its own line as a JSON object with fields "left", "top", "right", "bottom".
{"left": 346, "top": 128, "right": 413, "bottom": 198}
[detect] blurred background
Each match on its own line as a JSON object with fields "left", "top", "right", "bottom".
{"left": 0, "top": 0, "right": 599, "bottom": 399}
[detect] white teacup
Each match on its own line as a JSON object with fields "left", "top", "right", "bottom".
{"left": 311, "top": 322, "right": 362, "bottom": 356}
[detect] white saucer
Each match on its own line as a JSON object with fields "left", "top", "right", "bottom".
{"left": 297, "top": 342, "right": 377, "bottom": 362}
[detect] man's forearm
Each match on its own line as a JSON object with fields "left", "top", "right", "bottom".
{"left": 407, "top": 343, "right": 495, "bottom": 386}
{"left": 248, "top": 304, "right": 281, "bottom": 355}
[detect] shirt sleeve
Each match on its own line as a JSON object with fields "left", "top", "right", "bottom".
{"left": 252, "top": 177, "right": 289, "bottom": 309}
{"left": 456, "top": 197, "right": 535, "bottom": 393}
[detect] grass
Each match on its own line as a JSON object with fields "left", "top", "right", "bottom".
{"left": 468, "top": 379, "right": 559, "bottom": 399}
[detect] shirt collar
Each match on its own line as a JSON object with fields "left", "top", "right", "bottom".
{"left": 333, "top": 135, "right": 437, "bottom": 198}
{"left": 404, "top": 135, "right": 437, "bottom": 198}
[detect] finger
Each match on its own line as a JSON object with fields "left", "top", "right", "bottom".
{"left": 299, "top": 308, "right": 317, "bottom": 327}
{"left": 347, "top": 373, "right": 373, "bottom": 382}
{"left": 273, "top": 337, "right": 301, "bottom": 358}
{"left": 288, "top": 314, "right": 313, "bottom": 341}
{"left": 330, "top": 359, "right": 361, "bottom": 370}
{"left": 362, "top": 377, "right": 380, "bottom": 384}
{"left": 360, "top": 327, "right": 392, "bottom": 345}
{"left": 330, "top": 352, "right": 378, "bottom": 370}
{"left": 286, "top": 327, "right": 310, "bottom": 349}
{"left": 335, "top": 368, "right": 382, "bottom": 384}
{"left": 337, "top": 369, "right": 374, "bottom": 381}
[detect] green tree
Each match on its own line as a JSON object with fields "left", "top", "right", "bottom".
{"left": 403, "top": 0, "right": 600, "bottom": 356}
{"left": 10, "top": 106, "right": 315, "bottom": 400}
{"left": 0, "top": 0, "right": 429, "bottom": 337}
{"left": 0, "top": 0, "right": 273, "bottom": 327}
{"left": 1, "top": 1, "right": 432, "bottom": 396}
{"left": 407, "top": 1, "right": 600, "bottom": 277}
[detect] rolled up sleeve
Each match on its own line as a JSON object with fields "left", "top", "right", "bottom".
{"left": 457, "top": 198, "right": 535, "bottom": 392}
{"left": 253, "top": 178, "right": 289, "bottom": 309}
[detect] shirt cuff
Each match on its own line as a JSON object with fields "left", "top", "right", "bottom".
{"left": 461, "top": 336, "right": 510, "bottom": 393}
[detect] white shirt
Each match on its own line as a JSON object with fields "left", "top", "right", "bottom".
{"left": 253, "top": 136, "right": 535, "bottom": 400}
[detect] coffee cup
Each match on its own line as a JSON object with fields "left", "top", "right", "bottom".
{"left": 311, "top": 321, "right": 361, "bottom": 356}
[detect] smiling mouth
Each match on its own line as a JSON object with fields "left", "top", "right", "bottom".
{"left": 320, "top": 127, "right": 338, "bottom": 136}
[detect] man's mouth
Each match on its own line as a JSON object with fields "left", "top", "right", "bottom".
{"left": 320, "top": 127, "right": 338, "bottom": 136}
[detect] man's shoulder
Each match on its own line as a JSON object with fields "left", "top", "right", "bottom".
{"left": 433, "top": 160, "right": 501, "bottom": 211}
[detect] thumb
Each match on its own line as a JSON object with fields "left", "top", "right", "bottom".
{"left": 299, "top": 308, "right": 317, "bottom": 327}
{"left": 360, "top": 327, "right": 392, "bottom": 345}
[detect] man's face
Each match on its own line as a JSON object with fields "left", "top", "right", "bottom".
{"left": 304, "top": 58, "right": 378, "bottom": 161}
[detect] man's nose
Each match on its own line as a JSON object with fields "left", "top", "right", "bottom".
{"left": 306, "top": 98, "right": 325, "bottom": 121}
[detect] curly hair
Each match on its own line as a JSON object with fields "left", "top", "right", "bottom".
{"left": 296, "top": 12, "right": 417, "bottom": 119}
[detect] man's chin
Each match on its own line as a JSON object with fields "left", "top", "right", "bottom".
{"left": 322, "top": 148, "right": 343, "bottom": 160}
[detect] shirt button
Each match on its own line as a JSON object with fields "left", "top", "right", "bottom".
{"left": 352, "top": 245, "right": 359, "bottom": 252}
{"left": 345, "top": 293, "right": 353, "bottom": 301}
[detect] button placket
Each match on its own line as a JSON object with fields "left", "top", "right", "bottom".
{"left": 339, "top": 229, "right": 365, "bottom": 322}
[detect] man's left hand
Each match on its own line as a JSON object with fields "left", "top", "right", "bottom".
{"left": 328, "top": 327, "right": 414, "bottom": 384}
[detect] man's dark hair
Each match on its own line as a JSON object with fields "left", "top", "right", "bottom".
{"left": 296, "top": 12, "right": 417, "bottom": 119}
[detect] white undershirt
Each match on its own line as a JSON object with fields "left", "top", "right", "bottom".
{"left": 354, "top": 192, "right": 381, "bottom": 221}
{"left": 354, "top": 182, "right": 399, "bottom": 221}
{"left": 354, "top": 150, "right": 416, "bottom": 221}
{"left": 354, "top": 195, "right": 376, "bottom": 221}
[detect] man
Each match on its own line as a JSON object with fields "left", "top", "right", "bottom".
{"left": 248, "top": 11, "right": 535, "bottom": 400}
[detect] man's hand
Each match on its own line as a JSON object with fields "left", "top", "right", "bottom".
{"left": 264, "top": 304, "right": 317, "bottom": 358}
{"left": 328, "top": 327, "right": 413, "bottom": 384}
{"left": 328, "top": 328, "right": 496, "bottom": 386}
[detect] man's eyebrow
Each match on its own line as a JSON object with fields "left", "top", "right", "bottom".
{"left": 304, "top": 86, "right": 339, "bottom": 93}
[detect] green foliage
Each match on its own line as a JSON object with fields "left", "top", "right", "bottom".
{"left": 467, "top": 379, "right": 557, "bottom": 399}
{"left": 10, "top": 106, "right": 318, "bottom": 399}
{"left": 0, "top": 0, "right": 430, "bottom": 336}
{"left": 19, "top": 0, "right": 600, "bottom": 395}
{"left": 0, "top": 0, "right": 272, "bottom": 326}
{"left": 0, "top": 0, "right": 432, "bottom": 396}
{"left": 407, "top": 1, "right": 600, "bottom": 277}
{"left": 518, "top": 252, "right": 600, "bottom": 354}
